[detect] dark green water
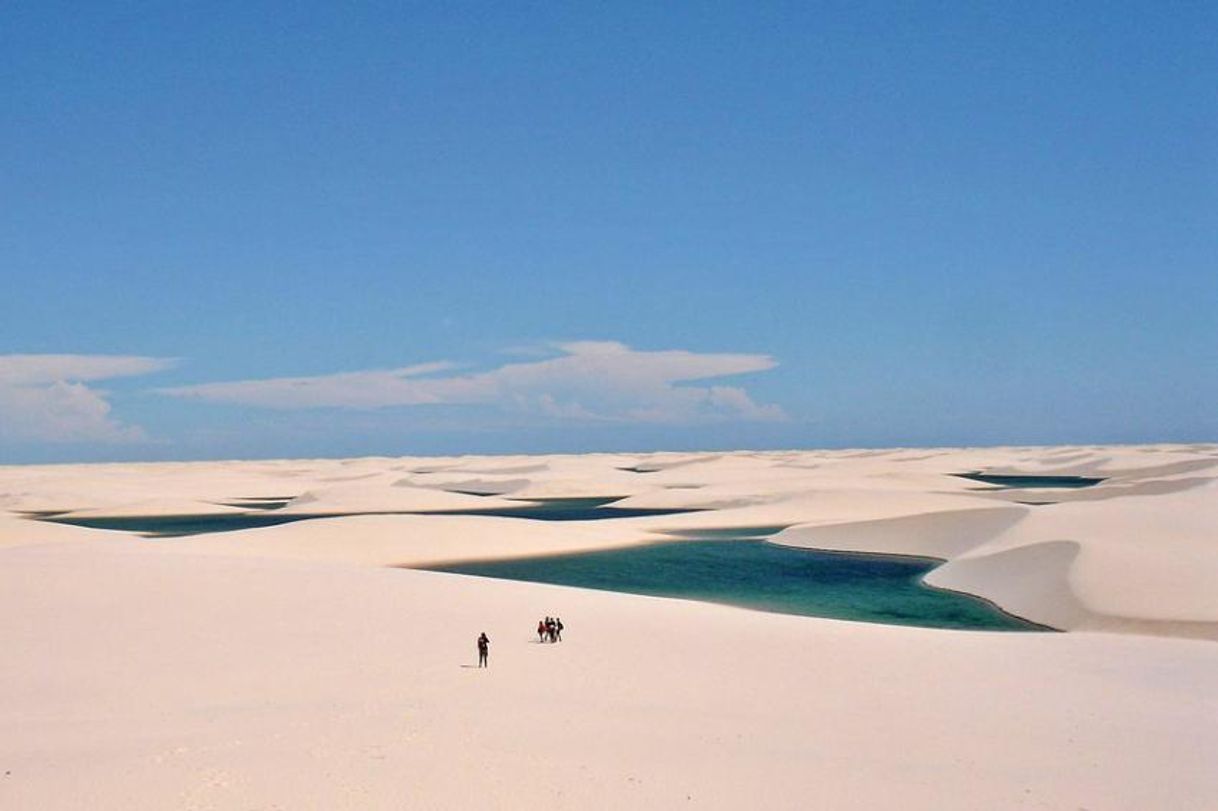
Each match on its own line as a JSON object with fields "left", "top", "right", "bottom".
{"left": 656, "top": 525, "right": 791, "bottom": 540}
{"left": 43, "top": 512, "right": 321, "bottom": 537}
{"left": 422, "top": 540, "right": 1048, "bottom": 631}
{"left": 954, "top": 473, "right": 1103, "bottom": 489}
{"left": 447, "top": 499, "right": 699, "bottom": 521}
{"left": 41, "top": 497, "right": 698, "bottom": 537}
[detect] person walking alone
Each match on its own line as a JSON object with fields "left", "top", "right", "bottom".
{"left": 477, "top": 632, "right": 490, "bottom": 668}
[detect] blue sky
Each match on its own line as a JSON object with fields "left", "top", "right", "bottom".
{"left": 2, "top": 2, "right": 1215, "bottom": 462}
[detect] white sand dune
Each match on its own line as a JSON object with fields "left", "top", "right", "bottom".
{"left": 55, "top": 497, "right": 252, "bottom": 519}
{"left": 163, "top": 513, "right": 662, "bottom": 567}
{"left": 2, "top": 444, "right": 1216, "bottom": 809}
{"left": 927, "top": 479, "right": 1218, "bottom": 637}
{"left": 276, "top": 482, "right": 523, "bottom": 515}
{"left": 772, "top": 505, "right": 1030, "bottom": 558}
{"left": 394, "top": 473, "right": 535, "bottom": 495}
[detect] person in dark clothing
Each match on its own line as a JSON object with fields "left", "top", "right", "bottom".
{"left": 477, "top": 632, "right": 490, "bottom": 668}
{"left": 554, "top": 617, "right": 564, "bottom": 641}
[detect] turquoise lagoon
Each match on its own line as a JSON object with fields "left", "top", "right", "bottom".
{"left": 422, "top": 539, "right": 1049, "bottom": 632}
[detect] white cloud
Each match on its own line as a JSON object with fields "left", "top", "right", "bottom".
{"left": 159, "top": 342, "right": 786, "bottom": 424}
{"left": 0, "top": 354, "right": 172, "bottom": 385}
{"left": 0, "top": 354, "right": 173, "bottom": 443}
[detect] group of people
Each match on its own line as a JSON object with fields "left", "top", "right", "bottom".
{"left": 536, "top": 616, "right": 564, "bottom": 643}
{"left": 474, "top": 616, "right": 565, "bottom": 668}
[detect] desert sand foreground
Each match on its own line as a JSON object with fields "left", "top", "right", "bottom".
{"left": 2, "top": 445, "right": 1217, "bottom": 809}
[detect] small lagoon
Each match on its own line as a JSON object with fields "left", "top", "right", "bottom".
{"left": 954, "top": 473, "right": 1103, "bottom": 489}
{"left": 422, "top": 539, "right": 1048, "bottom": 632}
{"left": 42, "top": 512, "right": 318, "bottom": 537}
{"left": 40, "top": 496, "right": 698, "bottom": 538}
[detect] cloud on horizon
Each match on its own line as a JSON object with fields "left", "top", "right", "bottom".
{"left": 159, "top": 341, "right": 787, "bottom": 424}
{"left": 0, "top": 354, "right": 175, "bottom": 443}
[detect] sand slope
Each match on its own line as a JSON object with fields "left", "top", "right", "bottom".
{"left": 2, "top": 445, "right": 1216, "bottom": 809}
{"left": 2, "top": 537, "right": 1215, "bottom": 810}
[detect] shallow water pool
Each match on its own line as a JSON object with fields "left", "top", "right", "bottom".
{"left": 421, "top": 539, "right": 1049, "bottom": 632}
